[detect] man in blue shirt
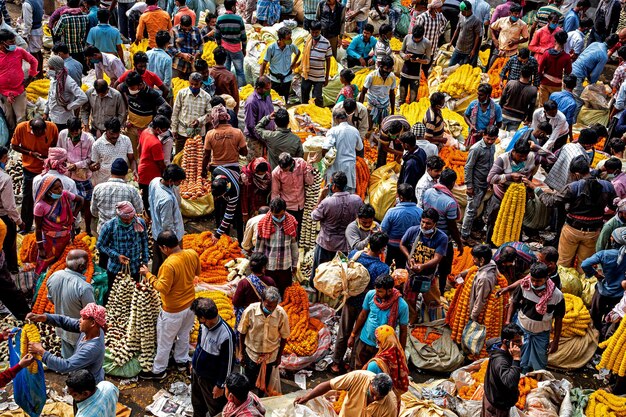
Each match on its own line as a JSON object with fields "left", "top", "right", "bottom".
{"left": 572, "top": 34, "right": 619, "bottom": 96}
{"left": 464, "top": 83, "right": 503, "bottom": 147}
{"left": 259, "top": 26, "right": 300, "bottom": 104}
{"left": 83, "top": 0, "right": 98, "bottom": 28}
{"left": 505, "top": 122, "right": 552, "bottom": 152}
{"left": 550, "top": 74, "right": 583, "bottom": 128}
{"left": 381, "top": 183, "right": 423, "bottom": 269}
{"left": 563, "top": 0, "right": 589, "bottom": 32}
{"left": 347, "top": 274, "right": 409, "bottom": 369}
{"left": 346, "top": 23, "right": 377, "bottom": 68}
{"left": 52, "top": 43, "right": 83, "bottom": 86}
{"left": 146, "top": 30, "right": 173, "bottom": 90}
{"left": 86, "top": 9, "right": 124, "bottom": 58}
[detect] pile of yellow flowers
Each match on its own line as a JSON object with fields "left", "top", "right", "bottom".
{"left": 491, "top": 183, "right": 526, "bottom": 247}
{"left": 201, "top": 41, "right": 217, "bottom": 66}
{"left": 25, "top": 79, "right": 50, "bottom": 102}
{"left": 294, "top": 101, "right": 333, "bottom": 129}
{"left": 238, "top": 84, "right": 283, "bottom": 103}
{"left": 560, "top": 294, "right": 591, "bottom": 338}
{"left": 592, "top": 151, "right": 609, "bottom": 168}
{"left": 586, "top": 390, "right": 626, "bottom": 416}
{"left": 438, "top": 64, "right": 483, "bottom": 99}
{"left": 598, "top": 312, "right": 626, "bottom": 376}
{"left": 281, "top": 283, "right": 320, "bottom": 357}
{"left": 172, "top": 77, "right": 190, "bottom": 102}
{"left": 190, "top": 290, "right": 235, "bottom": 344}
{"left": 390, "top": 37, "right": 403, "bottom": 51}
{"left": 79, "top": 234, "right": 96, "bottom": 252}
{"left": 399, "top": 98, "right": 469, "bottom": 137}
{"left": 353, "top": 68, "right": 373, "bottom": 90}
{"left": 20, "top": 323, "right": 41, "bottom": 373}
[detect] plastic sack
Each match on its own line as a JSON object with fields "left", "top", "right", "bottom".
{"left": 103, "top": 349, "right": 142, "bottom": 378}
{"left": 322, "top": 76, "right": 343, "bottom": 107}
{"left": 434, "top": 44, "right": 454, "bottom": 68}
{"left": 369, "top": 162, "right": 401, "bottom": 222}
{"left": 523, "top": 197, "right": 552, "bottom": 231}
{"left": 580, "top": 277, "right": 596, "bottom": 308}
{"left": 9, "top": 331, "right": 47, "bottom": 417}
{"left": 557, "top": 266, "right": 582, "bottom": 297}
{"left": 577, "top": 108, "right": 609, "bottom": 127}
{"left": 406, "top": 320, "right": 464, "bottom": 373}
{"left": 580, "top": 83, "right": 611, "bottom": 110}
{"left": 181, "top": 192, "right": 215, "bottom": 217}
{"left": 461, "top": 320, "right": 486, "bottom": 356}
{"left": 396, "top": 8, "right": 410, "bottom": 37}
{"left": 281, "top": 324, "right": 332, "bottom": 371}
{"left": 547, "top": 323, "right": 598, "bottom": 370}
{"left": 91, "top": 265, "right": 108, "bottom": 306}
{"left": 569, "top": 388, "right": 594, "bottom": 417}
{"left": 271, "top": 397, "right": 336, "bottom": 417}
{"left": 313, "top": 252, "right": 370, "bottom": 304}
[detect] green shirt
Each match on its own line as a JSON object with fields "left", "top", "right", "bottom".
{"left": 597, "top": 214, "right": 626, "bottom": 252}
{"left": 255, "top": 115, "right": 304, "bottom": 170}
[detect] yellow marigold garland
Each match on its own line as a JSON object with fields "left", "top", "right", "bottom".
{"left": 599, "top": 315, "right": 626, "bottom": 376}
{"left": 21, "top": 323, "right": 41, "bottom": 373}
{"left": 491, "top": 182, "right": 527, "bottom": 247}
{"left": 586, "top": 390, "right": 626, "bottom": 417}
{"left": 190, "top": 290, "right": 236, "bottom": 343}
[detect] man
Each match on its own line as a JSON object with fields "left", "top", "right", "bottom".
{"left": 345, "top": 204, "right": 380, "bottom": 251}
{"left": 505, "top": 121, "right": 552, "bottom": 153}
{"left": 537, "top": 31, "right": 571, "bottom": 106}
{"left": 301, "top": 21, "right": 332, "bottom": 107}
{"left": 169, "top": 16, "right": 203, "bottom": 80}
{"left": 86, "top": 9, "right": 124, "bottom": 58}
{"left": 0, "top": 147, "right": 23, "bottom": 272}
{"left": 348, "top": 274, "right": 409, "bottom": 368}
{"left": 550, "top": 74, "right": 581, "bottom": 134}
{"left": 530, "top": 7, "right": 563, "bottom": 45}
{"left": 118, "top": 71, "right": 171, "bottom": 158}
{"left": 571, "top": 34, "right": 619, "bottom": 96}
{"left": 598, "top": 199, "right": 626, "bottom": 251}
{"left": 190, "top": 297, "right": 235, "bottom": 417}
{"left": 381, "top": 183, "right": 422, "bottom": 268}
{"left": 53, "top": 0, "right": 90, "bottom": 69}
{"left": 256, "top": 109, "right": 303, "bottom": 170}
{"left": 359, "top": 55, "right": 397, "bottom": 127}
{"left": 52, "top": 43, "right": 83, "bottom": 87}
{"left": 146, "top": 31, "right": 173, "bottom": 90}
{"left": 222, "top": 373, "right": 265, "bottom": 417}
{"left": 210, "top": 165, "right": 243, "bottom": 242}
{"left": 115, "top": 52, "right": 169, "bottom": 97}
{"left": 422, "top": 92, "right": 447, "bottom": 147}
{"left": 296, "top": 372, "right": 396, "bottom": 417}
{"left": 346, "top": 24, "right": 377, "bottom": 68}
{"left": 415, "top": 155, "right": 445, "bottom": 206}
{"left": 464, "top": 83, "right": 503, "bottom": 147}
{"left": 11, "top": 118, "right": 58, "bottom": 232}
{"left": 605, "top": 158, "right": 626, "bottom": 199}
{"left": 0, "top": 30, "right": 39, "bottom": 131}
{"left": 398, "top": 25, "right": 431, "bottom": 106}
{"left": 171, "top": 72, "right": 211, "bottom": 153}
{"left": 316, "top": 0, "right": 345, "bottom": 58}
{"left": 563, "top": 0, "right": 590, "bottom": 32}
{"left": 260, "top": 27, "right": 300, "bottom": 103}
{"left": 482, "top": 324, "right": 523, "bottom": 417}
{"left": 83, "top": 46, "right": 126, "bottom": 87}
{"left": 499, "top": 48, "right": 539, "bottom": 88}
{"left": 346, "top": 0, "right": 372, "bottom": 34}
{"left": 462, "top": 126, "right": 496, "bottom": 243}
{"left": 500, "top": 65, "right": 538, "bottom": 131}
{"left": 414, "top": 1, "right": 447, "bottom": 67}
{"left": 255, "top": 198, "right": 298, "bottom": 295}
{"left": 44, "top": 57, "right": 88, "bottom": 132}
{"left": 374, "top": 24, "right": 393, "bottom": 63}
{"left": 148, "top": 165, "right": 186, "bottom": 273}
{"left": 531, "top": 100, "right": 569, "bottom": 151}
{"left": 26, "top": 303, "right": 106, "bottom": 382}
{"left": 491, "top": 0, "right": 520, "bottom": 23}
{"left": 215, "top": 0, "right": 247, "bottom": 87}
{"left": 490, "top": 4, "right": 528, "bottom": 61}
{"left": 310, "top": 171, "right": 363, "bottom": 279}
{"left": 449, "top": 1, "right": 481, "bottom": 66}
{"left": 173, "top": 0, "right": 196, "bottom": 25}
{"left": 333, "top": 98, "right": 369, "bottom": 141}
{"left": 271, "top": 153, "right": 313, "bottom": 238}
{"left": 323, "top": 109, "right": 363, "bottom": 193}
{"left": 565, "top": 18, "right": 593, "bottom": 61}
{"left": 374, "top": 115, "right": 410, "bottom": 168}
{"left": 22, "top": 0, "right": 44, "bottom": 75}
{"left": 544, "top": 127, "right": 597, "bottom": 193}
{"left": 203, "top": 105, "right": 247, "bottom": 174}
{"left": 81, "top": 80, "right": 127, "bottom": 138}
{"left": 90, "top": 118, "right": 136, "bottom": 186}
{"left": 238, "top": 286, "right": 290, "bottom": 395}
{"left": 139, "top": 230, "right": 200, "bottom": 379}
{"left": 208, "top": 48, "right": 240, "bottom": 114}
{"left": 135, "top": 0, "right": 172, "bottom": 49}
{"left": 244, "top": 76, "right": 275, "bottom": 161}
{"left": 592, "top": 0, "right": 620, "bottom": 43}
{"left": 398, "top": 132, "right": 426, "bottom": 190}
{"left": 242, "top": 207, "right": 270, "bottom": 253}
{"left": 528, "top": 155, "right": 616, "bottom": 269}
{"left": 66, "top": 370, "right": 118, "bottom": 417}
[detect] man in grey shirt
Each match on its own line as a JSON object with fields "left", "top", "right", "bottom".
{"left": 345, "top": 204, "right": 380, "bottom": 251}
{"left": 47, "top": 249, "right": 95, "bottom": 358}
{"left": 449, "top": 0, "right": 482, "bottom": 67}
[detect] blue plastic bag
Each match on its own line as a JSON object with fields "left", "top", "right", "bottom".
{"left": 8, "top": 329, "right": 47, "bottom": 417}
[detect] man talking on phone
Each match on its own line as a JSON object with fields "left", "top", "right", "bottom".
{"left": 482, "top": 323, "right": 523, "bottom": 417}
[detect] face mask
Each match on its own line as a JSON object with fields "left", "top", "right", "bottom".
{"left": 190, "top": 86, "right": 201, "bottom": 94}
{"left": 71, "top": 134, "right": 81, "bottom": 142}
{"left": 158, "top": 131, "right": 168, "bottom": 140}
{"left": 380, "top": 70, "right": 390, "bottom": 77}
{"left": 272, "top": 215, "right": 285, "bottom": 223}
{"left": 90, "top": 58, "right": 101, "bottom": 64}
{"left": 312, "top": 35, "right": 321, "bottom": 41}
{"left": 421, "top": 226, "right": 435, "bottom": 235}
{"left": 50, "top": 192, "right": 62, "bottom": 200}
{"left": 607, "top": 173, "right": 616, "bottom": 180}
{"left": 4, "top": 44, "right": 15, "bottom": 52}
{"left": 510, "top": 16, "right": 519, "bottom": 22}
{"left": 549, "top": 23, "right": 557, "bottom": 30}
{"left": 262, "top": 91, "right": 271, "bottom": 98}
{"left": 262, "top": 306, "right": 273, "bottom": 315}
{"left": 480, "top": 99, "right": 489, "bottom": 105}
{"left": 531, "top": 283, "right": 546, "bottom": 291}
{"left": 284, "top": 39, "right": 293, "bottom": 45}
{"left": 48, "top": 70, "right": 56, "bottom": 78}
{"left": 128, "top": 89, "right": 140, "bottom": 95}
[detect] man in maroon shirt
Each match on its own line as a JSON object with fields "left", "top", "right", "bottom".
{"left": 208, "top": 47, "right": 239, "bottom": 113}
{"left": 138, "top": 115, "right": 168, "bottom": 217}
{"left": 537, "top": 31, "right": 571, "bottom": 106}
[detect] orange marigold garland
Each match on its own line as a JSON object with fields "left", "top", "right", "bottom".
{"left": 190, "top": 232, "right": 244, "bottom": 285}
{"left": 280, "top": 283, "right": 319, "bottom": 356}
{"left": 356, "top": 157, "right": 370, "bottom": 200}
{"left": 439, "top": 146, "right": 468, "bottom": 185}
{"left": 411, "top": 326, "right": 443, "bottom": 345}
{"left": 18, "top": 233, "right": 38, "bottom": 264}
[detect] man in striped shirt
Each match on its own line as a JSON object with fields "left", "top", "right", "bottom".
{"left": 211, "top": 166, "right": 243, "bottom": 242}
{"left": 215, "top": 0, "right": 247, "bottom": 88}
{"left": 301, "top": 20, "right": 332, "bottom": 107}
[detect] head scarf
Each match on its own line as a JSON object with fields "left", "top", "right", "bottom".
{"left": 115, "top": 201, "right": 144, "bottom": 232}
{"left": 43, "top": 147, "right": 68, "bottom": 175}
{"left": 48, "top": 55, "right": 69, "bottom": 108}
{"left": 364, "top": 325, "right": 410, "bottom": 394}
{"left": 80, "top": 303, "right": 107, "bottom": 328}
{"left": 211, "top": 104, "right": 230, "bottom": 128}
{"left": 241, "top": 158, "right": 271, "bottom": 191}
{"left": 613, "top": 227, "right": 626, "bottom": 264}
{"left": 34, "top": 175, "right": 61, "bottom": 204}
{"left": 428, "top": 0, "right": 443, "bottom": 9}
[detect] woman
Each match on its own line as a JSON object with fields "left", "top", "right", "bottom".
{"left": 337, "top": 69, "right": 358, "bottom": 103}
{"left": 364, "top": 325, "right": 409, "bottom": 413}
{"left": 232, "top": 252, "right": 275, "bottom": 328}
{"left": 34, "top": 177, "right": 84, "bottom": 274}
{"left": 45, "top": 56, "right": 87, "bottom": 132}
{"left": 240, "top": 157, "right": 271, "bottom": 222}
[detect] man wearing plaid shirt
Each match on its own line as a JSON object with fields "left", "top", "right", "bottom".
{"left": 52, "top": 0, "right": 90, "bottom": 69}
{"left": 169, "top": 15, "right": 203, "bottom": 80}
{"left": 499, "top": 48, "right": 540, "bottom": 88}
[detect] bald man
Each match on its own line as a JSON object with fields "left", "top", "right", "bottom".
{"left": 46, "top": 249, "right": 95, "bottom": 358}
{"left": 609, "top": 28, "right": 626, "bottom": 57}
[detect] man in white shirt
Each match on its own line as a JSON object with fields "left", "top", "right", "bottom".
{"left": 531, "top": 100, "right": 569, "bottom": 151}
{"left": 415, "top": 155, "right": 445, "bottom": 207}
{"left": 241, "top": 206, "right": 269, "bottom": 253}
{"left": 565, "top": 18, "right": 592, "bottom": 60}
{"left": 83, "top": 45, "right": 126, "bottom": 86}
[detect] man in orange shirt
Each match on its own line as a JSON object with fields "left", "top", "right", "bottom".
{"left": 10, "top": 118, "right": 58, "bottom": 232}
{"left": 173, "top": 0, "right": 196, "bottom": 26}
{"left": 139, "top": 230, "right": 200, "bottom": 380}
{"left": 135, "top": 0, "right": 172, "bottom": 49}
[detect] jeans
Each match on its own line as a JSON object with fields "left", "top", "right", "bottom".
{"left": 442, "top": 5, "right": 460, "bottom": 42}
{"left": 501, "top": 117, "right": 522, "bottom": 131}
{"left": 118, "top": 2, "right": 133, "bottom": 40}
{"left": 22, "top": 168, "right": 37, "bottom": 233}
{"left": 388, "top": 5, "right": 401, "bottom": 34}
{"left": 573, "top": 76, "right": 584, "bottom": 97}
{"left": 461, "top": 188, "right": 486, "bottom": 238}
{"left": 449, "top": 49, "right": 477, "bottom": 67}
{"left": 301, "top": 79, "right": 324, "bottom": 107}
{"left": 356, "top": 20, "right": 366, "bottom": 34}
{"left": 225, "top": 50, "right": 246, "bottom": 88}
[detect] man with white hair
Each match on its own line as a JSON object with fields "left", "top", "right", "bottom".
{"left": 171, "top": 72, "right": 212, "bottom": 154}
{"left": 323, "top": 108, "right": 363, "bottom": 193}
{"left": 46, "top": 249, "right": 95, "bottom": 358}
{"left": 238, "top": 286, "right": 290, "bottom": 396}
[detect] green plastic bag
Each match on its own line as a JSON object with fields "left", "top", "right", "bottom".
{"left": 396, "top": 8, "right": 411, "bottom": 37}
{"left": 91, "top": 265, "right": 108, "bottom": 306}
{"left": 103, "top": 349, "right": 142, "bottom": 378}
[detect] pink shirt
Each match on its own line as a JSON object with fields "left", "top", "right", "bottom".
{"left": 0, "top": 47, "right": 39, "bottom": 97}
{"left": 56, "top": 130, "right": 95, "bottom": 181}
{"left": 613, "top": 172, "right": 626, "bottom": 200}
{"left": 528, "top": 26, "right": 562, "bottom": 66}
{"left": 271, "top": 158, "right": 314, "bottom": 211}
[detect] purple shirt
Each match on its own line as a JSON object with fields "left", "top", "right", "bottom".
{"left": 244, "top": 91, "right": 275, "bottom": 142}
{"left": 311, "top": 191, "right": 363, "bottom": 252}
{"left": 490, "top": 1, "right": 522, "bottom": 23}
{"left": 613, "top": 172, "right": 626, "bottom": 200}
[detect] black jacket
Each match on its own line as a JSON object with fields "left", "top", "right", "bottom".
{"left": 484, "top": 344, "right": 521, "bottom": 410}
{"left": 399, "top": 147, "right": 427, "bottom": 190}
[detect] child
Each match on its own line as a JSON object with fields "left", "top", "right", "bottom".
{"left": 337, "top": 69, "right": 358, "bottom": 103}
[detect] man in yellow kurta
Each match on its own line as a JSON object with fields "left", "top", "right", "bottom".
{"left": 295, "top": 370, "right": 397, "bottom": 417}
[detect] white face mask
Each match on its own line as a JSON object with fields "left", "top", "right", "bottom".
{"left": 128, "top": 88, "right": 140, "bottom": 95}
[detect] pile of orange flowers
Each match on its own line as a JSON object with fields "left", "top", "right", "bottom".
{"left": 363, "top": 140, "right": 394, "bottom": 166}
{"left": 411, "top": 326, "right": 442, "bottom": 345}
{"left": 18, "top": 233, "right": 38, "bottom": 264}
{"left": 488, "top": 57, "right": 507, "bottom": 98}
{"left": 32, "top": 233, "right": 95, "bottom": 314}
{"left": 595, "top": 137, "right": 606, "bottom": 151}
{"left": 187, "top": 232, "right": 244, "bottom": 284}
{"left": 516, "top": 377, "right": 538, "bottom": 409}
{"left": 458, "top": 360, "right": 488, "bottom": 400}
{"left": 356, "top": 157, "right": 370, "bottom": 200}
{"left": 281, "top": 283, "right": 321, "bottom": 356}
{"left": 439, "top": 146, "right": 467, "bottom": 185}
{"left": 180, "top": 136, "right": 209, "bottom": 200}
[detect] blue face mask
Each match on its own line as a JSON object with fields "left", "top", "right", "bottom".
{"left": 272, "top": 215, "right": 285, "bottom": 223}
{"left": 5, "top": 44, "right": 16, "bottom": 52}
{"left": 0, "top": 162, "right": 5, "bottom": 170}
{"left": 50, "top": 192, "right": 62, "bottom": 200}
{"left": 262, "top": 306, "right": 273, "bottom": 315}
{"left": 190, "top": 87, "right": 201, "bottom": 94}
{"left": 548, "top": 23, "right": 557, "bottom": 30}
{"left": 531, "top": 283, "right": 546, "bottom": 291}
{"left": 202, "top": 79, "right": 212, "bottom": 86}
{"left": 510, "top": 16, "right": 519, "bottom": 22}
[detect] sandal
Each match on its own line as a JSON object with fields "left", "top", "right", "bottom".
{"left": 330, "top": 363, "right": 342, "bottom": 374}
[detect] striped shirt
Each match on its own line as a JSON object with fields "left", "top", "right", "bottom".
{"left": 213, "top": 166, "right": 241, "bottom": 239}
{"left": 215, "top": 12, "right": 247, "bottom": 52}
{"left": 53, "top": 13, "right": 90, "bottom": 54}
{"left": 304, "top": 36, "right": 332, "bottom": 83}
{"left": 423, "top": 107, "right": 445, "bottom": 139}
{"left": 414, "top": 11, "right": 448, "bottom": 57}
{"left": 375, "top": 38, "right": 392, "bottom": 63}
{"left": 303, "top": 0, "right": 321, "bottom": 20}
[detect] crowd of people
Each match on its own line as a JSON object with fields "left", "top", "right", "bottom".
{"left": 1, "top": 0, "right": 626, "bottom": 415}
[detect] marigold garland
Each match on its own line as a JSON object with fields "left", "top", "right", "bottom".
{"left": 18, "top": 233, "right": 38, "bottom": 264}
{"left": 599, "top": 313, "right": 626, "bottom": 376}
{"left": 439, "top": 146, "right": 468, "bottom": 185}
{"left": 20, "top": 323, "right": 41, "bottom": 373}
{"left": 586, "top": 390, "right": 626, "bottom": 417}
{"left": 491, "top": 182, "right": 526, "bottom": 247}
{"left": 190, "top": 290, "right": 235, "bottom": 343}
{"left": 280, "top": 283, "right": 319, "bottom": 356}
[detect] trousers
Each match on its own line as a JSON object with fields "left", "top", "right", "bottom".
{"left": 191, "top": 371, "right": 227, "bottom": 417}
{"left": 557, "top": 223, "right": 599, "bottom": 272}
{"left": 153, "top": 307, "right": 196, "bottom": 373}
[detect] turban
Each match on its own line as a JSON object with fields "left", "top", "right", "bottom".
{"left": 47, "top": 55, "right": 65, "bottom": 71}
{"left": 80, "top": 303, "right": 107, "bottom": 328}
{"left": 211, "top": 104, "right": 231, "bottom": 128}
{"left": 116, "top": 201, "right": 144, "bottom": 232}
{"left": 43, "top": 147, "right": 68, "bottom": 175}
